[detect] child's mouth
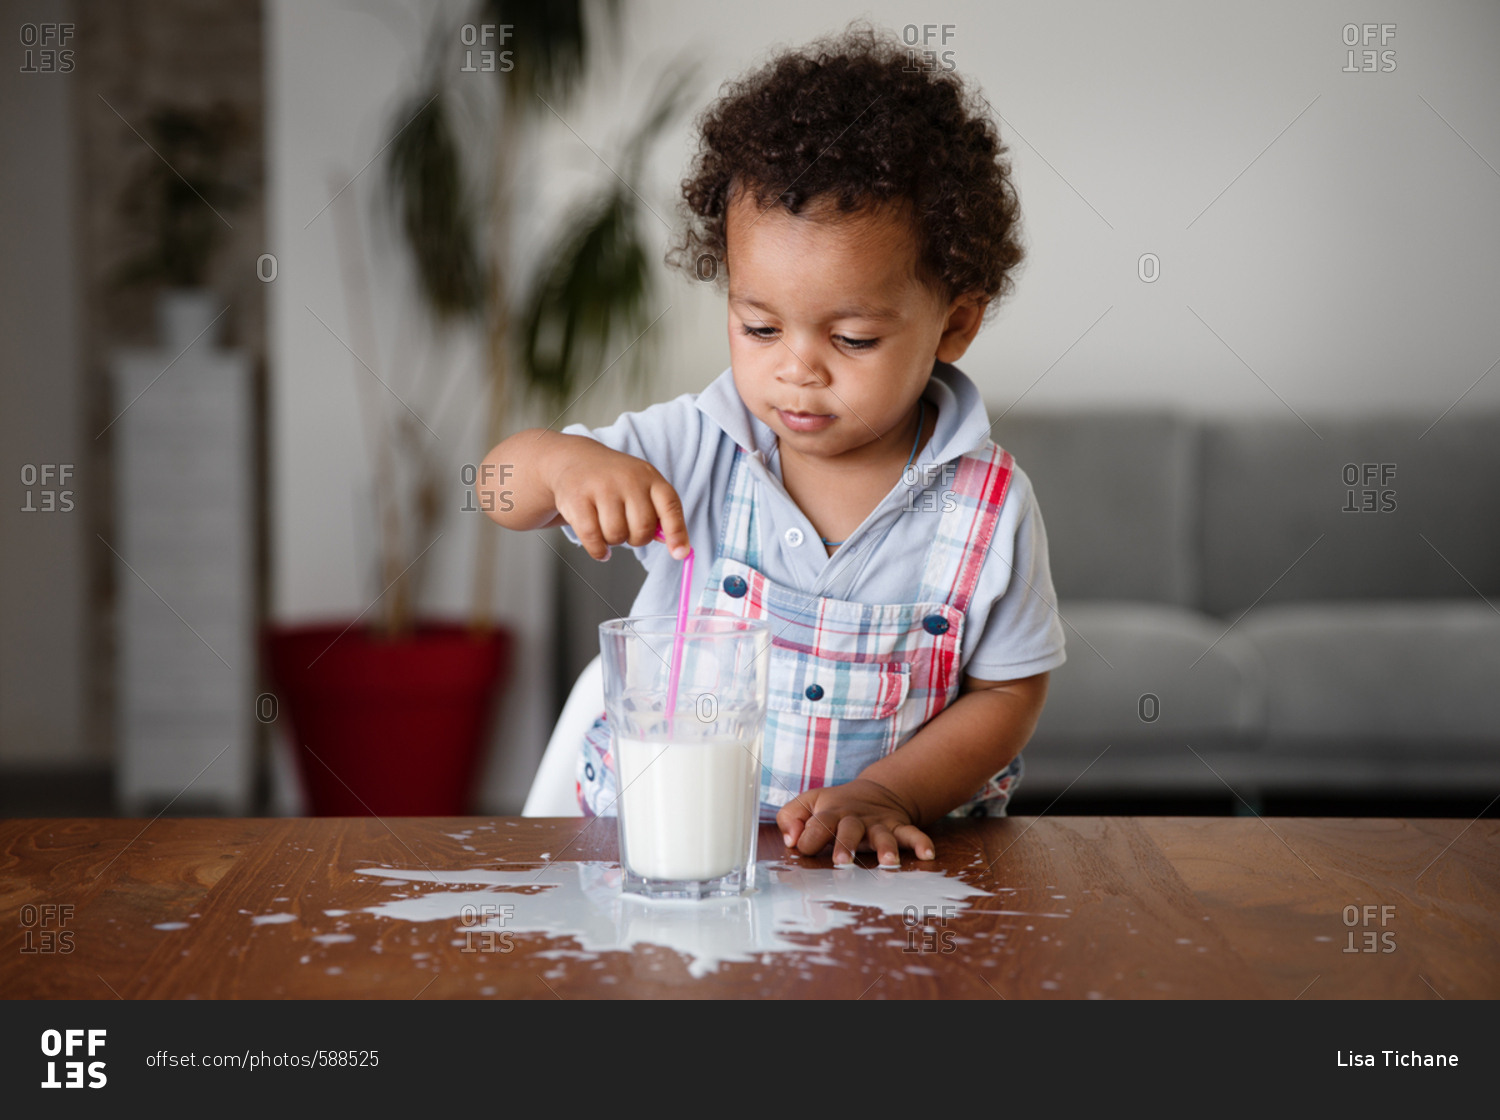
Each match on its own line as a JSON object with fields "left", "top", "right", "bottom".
{"left": 777, "top": 408, "right": 836, "bottom": 433}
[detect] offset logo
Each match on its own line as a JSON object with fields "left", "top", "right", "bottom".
{"left": 1342, "top": 24, "right": 1397, "bottom": 73}
{"left": 18, "top": 22, "right": 76, "bottom": 73}
{"left": 461, "top": 463, "right": 515, "bottom": 513}
{"left": 40, "top": 1029, "right": 107, "bottom": 1089}
{"left": 459, "top": 23, "right": 514, "bottom": 73}
{"left": 18, "top": 903, "right": 74, "bottom": 953}
{"left": 19, "top": 464, "right": 75, "bottom": 513}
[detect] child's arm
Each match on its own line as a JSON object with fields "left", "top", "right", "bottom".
{"left": 776, "top": 671, "right": 1050, "bottom": 867}
{"left": 479, "top": 429, "right": 692, "bottom": 559}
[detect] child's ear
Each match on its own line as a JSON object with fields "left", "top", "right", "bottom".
{"left": 934, "top": 293, "right": 988, "bottom": 363}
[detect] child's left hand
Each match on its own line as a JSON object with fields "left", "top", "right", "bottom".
{"left": 776, "top": 779, "right": 935, "bottom": 868}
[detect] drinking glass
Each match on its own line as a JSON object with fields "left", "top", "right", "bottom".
{"left": 598, "top": 616, "right": 770, "bottom": 899}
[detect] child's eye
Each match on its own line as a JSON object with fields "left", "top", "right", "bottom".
{"left": 738, "top": 324, "right": 877, "bottom": 350}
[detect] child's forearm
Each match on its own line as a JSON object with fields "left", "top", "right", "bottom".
{"left": 478, "top": 428, "right": 578, "bottom": 531}
{"left": 856, "top": 673, "right": 1050, "bottom": 826}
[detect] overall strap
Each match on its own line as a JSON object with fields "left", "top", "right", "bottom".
{"left": 914, "top": 442, "right": 1016, "bottom": 613}
{"left": 714, "top": 445, "right": 761, "bottom": 569}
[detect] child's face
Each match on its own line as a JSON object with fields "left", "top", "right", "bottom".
{"left": 724, "top": 189, "right": 984, "bottom": 466}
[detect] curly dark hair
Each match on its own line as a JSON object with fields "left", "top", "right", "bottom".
{"left": 668, "top": 23, "right": 1024, "bottom": 315}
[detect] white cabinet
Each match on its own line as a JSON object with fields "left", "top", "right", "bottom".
{"left": 108, "top": 291, "right": 253, "bottom": 814}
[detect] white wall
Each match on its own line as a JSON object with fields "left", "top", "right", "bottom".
{"left": 266, "top": 0, "right": 1500, "bottom": 807}
{"left": 561, "top": 0, "right": 1500, "bottom": 419}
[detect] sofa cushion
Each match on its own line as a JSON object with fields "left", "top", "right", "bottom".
{"left": 1238, "top": 600, "right": 1500, "bottom": 752}
{"left": 1028, "top": 601, "right": 1266, "bottom": 750}
{"left": 989, "top": 411, "right": 1198, "bottom": 606}
{"left": 1199, "top": 411, "right": 1500, "bottom": 615}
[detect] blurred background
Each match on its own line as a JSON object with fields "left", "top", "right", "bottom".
{"left": 2, "top": 0, "right": 1497, "bottom": 820}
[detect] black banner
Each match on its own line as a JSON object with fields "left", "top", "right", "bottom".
{"left": 0, "top": 999, "right": 1483, "bottom": 1107}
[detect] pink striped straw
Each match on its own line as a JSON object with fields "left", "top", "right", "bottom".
{"left": 653, "top": 527, "right": 694, "bottom": 731}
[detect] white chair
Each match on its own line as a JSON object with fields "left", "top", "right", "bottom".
{"left": 521, "top": 654, "right": 602, "bottom": 816}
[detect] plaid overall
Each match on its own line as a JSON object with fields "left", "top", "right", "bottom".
{"left": 577, "top": 440, "right": 1025, "bottom": 820}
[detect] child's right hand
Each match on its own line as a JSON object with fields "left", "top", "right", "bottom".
{"left": 550, "top": 441, "right": 691, "bottom": 561}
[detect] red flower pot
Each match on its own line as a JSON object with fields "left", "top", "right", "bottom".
{"left": 264, "top": 622, "right": 511, "bottom": 816}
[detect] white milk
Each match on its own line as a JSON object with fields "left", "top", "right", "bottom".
{"left": 616, "top": 734, "right": 760, "bottom": 882}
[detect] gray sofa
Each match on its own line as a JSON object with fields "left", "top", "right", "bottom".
{"left": 552, "top": 408, "right": 1500, "bottom": 805}
{"left": 990, "top": 408, "right": 1500, "bottom": 801}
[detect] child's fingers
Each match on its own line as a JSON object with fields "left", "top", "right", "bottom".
{"left": 650, "top": 480, "right": 691, "bottom": 560}
{"left": 893, "top": 824, "right": 936, "bottom": 861}
{"left": 832, "top": 816, "right": 865, "bottom": 866}
{"left": 794, "top": 807, "right": 839, "bottom": 858}
{"left": 563, "top": 504, "right": 611, "bottom": 561}
{"left": 866, "top": 824, "right": 902, "bottom": 868}
{"left": 595, "top": 499, "right": 630, "bottom": 551}
{"left": 624, "top": 492, "right": 659, "bottom": 548}
{"left": 776, "top": 798, "right": 811, "bottom": 848}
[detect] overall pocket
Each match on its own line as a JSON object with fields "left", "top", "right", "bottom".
{"left": 763, "top": 646, "right": 911, "bottom": 787}
{"left": 767, "top": 647, "right": 910, "bottom": 719}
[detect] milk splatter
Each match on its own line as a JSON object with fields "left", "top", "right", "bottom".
{"left": 352, "top": 861, "right": 991, "bottom": 979}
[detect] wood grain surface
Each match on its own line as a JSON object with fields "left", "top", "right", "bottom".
{"left": 1, "top": 816, "right": 1495, "bottom": 999}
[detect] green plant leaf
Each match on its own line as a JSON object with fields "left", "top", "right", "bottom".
{"left": 519, "top": 186, "right": 653, "bottom": 411}
{"left": 384, "top": 87, "right": 485, "bottom": 320}
{"left": 514, "top": 58, "right": 697, "bottom": 413}
{"left": 482, "top": 0, "right": 618, "bottom": 107}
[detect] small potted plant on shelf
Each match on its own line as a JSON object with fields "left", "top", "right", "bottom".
{"left": 114, "top": 101, "right": 246, "bottom": 349}
{"left": 265, "top": 0, "right": 690, "bottom": 815}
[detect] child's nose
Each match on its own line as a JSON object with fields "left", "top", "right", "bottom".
{"left": 774, "top": 346, "right": 830, "bottom": 388}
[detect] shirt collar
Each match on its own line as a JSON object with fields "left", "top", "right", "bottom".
{"left": 693, "top": 360, "right": 995, "bottom": 473}
{"left": 922, "top": 359, "right": 996, "bottom": 465}
{"left": 693, "top": 366, "right": 777, "bottom": 459}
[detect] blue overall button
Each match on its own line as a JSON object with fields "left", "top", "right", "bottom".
{"left": 805, "top": 683, "right": 825, "bottom": 701}
{"left": 722, "top": 575, "right": 748, "bottom": 598}
{"left": 923, "top": 614, "right": 950, "bottom": 635}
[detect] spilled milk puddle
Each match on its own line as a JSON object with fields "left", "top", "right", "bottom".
{"left": 350, "top": 861, "right": 994, "bottom": 978}
{"left": 147, "top": 851, "right": 1085, "bottom": 982}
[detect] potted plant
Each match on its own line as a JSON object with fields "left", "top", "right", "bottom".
{"left": 265, "top": 0, "right": 691, "bottom": 816}
{"left": 114, "top": 101, "right": 246, "bottom": 349}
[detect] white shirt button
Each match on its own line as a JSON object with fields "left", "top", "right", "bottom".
{"left": 784, "top": 528, "right": 804, "bottom": 547}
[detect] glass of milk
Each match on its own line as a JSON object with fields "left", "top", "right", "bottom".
{"left": 599, "top": 616, "right": 770, "bottom": 900}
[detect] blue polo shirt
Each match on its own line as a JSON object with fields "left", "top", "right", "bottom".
{"left": 560, "top": 361, "right": 1067, "bottom": 682}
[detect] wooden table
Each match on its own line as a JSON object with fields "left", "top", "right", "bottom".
{"left": 2, "top": 816, "right": 1496, "bottom": 999}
